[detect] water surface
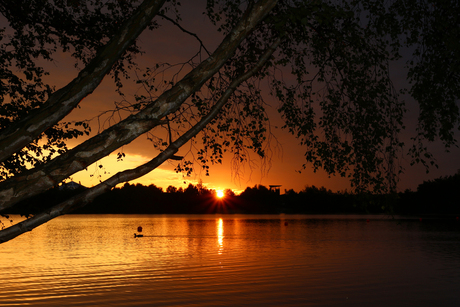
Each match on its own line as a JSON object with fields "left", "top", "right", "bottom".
{"left": 1, "top": 214, "right": 460, "bottom": 306}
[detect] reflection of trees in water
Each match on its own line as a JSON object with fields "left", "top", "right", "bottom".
{"left": 395, "top": 219, "right": 460, "bottom": 260}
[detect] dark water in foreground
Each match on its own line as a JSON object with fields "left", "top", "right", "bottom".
{"left": 1, "top": 214, "right": 460, "bottom": 306}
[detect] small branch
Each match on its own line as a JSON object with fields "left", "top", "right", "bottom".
{"left": 166, "top": 115, "right": 173, "bottom": 144}
{"left": 158, "top": 14, "right": 211, "bottom": 56}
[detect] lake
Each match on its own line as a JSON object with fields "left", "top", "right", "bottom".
{"left": 1, "top": 214, "right": 460, "bottom": 306}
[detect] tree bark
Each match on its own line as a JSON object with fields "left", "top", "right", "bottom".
{"left": 0, "top": 0, "right": 279, "bottom": 212}
{"left": 0, "top": 0, "right": 166, "bottom": 163}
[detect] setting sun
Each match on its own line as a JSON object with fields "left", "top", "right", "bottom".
{"left": 216, "top": 190, "right": 225, "bottom": 199}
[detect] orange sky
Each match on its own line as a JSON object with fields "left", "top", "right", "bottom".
{"left": 36, "top": 2, "right": 460, "bottom": 194}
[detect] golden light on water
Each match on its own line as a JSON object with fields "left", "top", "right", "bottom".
{"left": 217, "top": 218, "right": 224, "bottom": 254}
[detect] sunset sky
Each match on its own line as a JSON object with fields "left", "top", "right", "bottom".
{"left": 31, "top": 1, "right": 460, "bottom": 194}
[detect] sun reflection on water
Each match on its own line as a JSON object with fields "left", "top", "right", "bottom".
{"left": 217, "top": 218, "right": 224, "bottom": 254}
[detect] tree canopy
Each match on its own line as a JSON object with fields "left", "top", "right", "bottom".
{"left": 0, "top": 0, "right": 459, "bottom": 243}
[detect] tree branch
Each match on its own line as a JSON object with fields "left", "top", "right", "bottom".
{"left": 0, "top": 0, "right": 167, "bottom": 163}
{"left": 159, "top": 13, "right": 212, "bottom": 56}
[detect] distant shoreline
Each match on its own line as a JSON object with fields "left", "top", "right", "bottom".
{"left": 6, "top": 172, "right": 460, "bottom": 216}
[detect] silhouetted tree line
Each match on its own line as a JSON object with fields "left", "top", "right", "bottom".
{"left": 397, "top": 170, "right": 460, "bottom": 215}
{"left": 7, "top": 171, "right": 460, "bottom": 215}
